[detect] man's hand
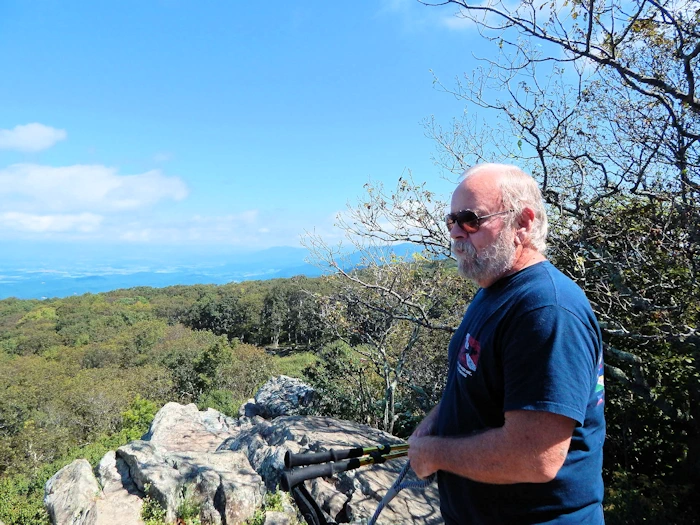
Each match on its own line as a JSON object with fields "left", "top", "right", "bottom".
{"left": 410, "top": 403, "right": 440, "bottom": 439}
{"left": 410, "top": 418, "right": 434, "bottom": 438}
{"left": 407, "top": 435, "right": 438, "bottom": 479}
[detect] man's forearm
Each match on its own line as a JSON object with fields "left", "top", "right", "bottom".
{"left": 408, "top": 410, "right": 574, "bottom": 484}
{"left": 412, "top": 427, "right": 541, "bottom": 484}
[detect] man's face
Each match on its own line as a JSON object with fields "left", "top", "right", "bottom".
{"left": 449, "top": 174, "right": 516, "bottom": 286}
{"left": 453, "top": 226, "right": 516, "bottom": 284}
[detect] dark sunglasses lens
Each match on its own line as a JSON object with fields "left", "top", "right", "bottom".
{"left": 459, "top": 211, "right": 479, "bottom": 232}
{"left": 446, "top": 211, "right": 479, "bottom": 232}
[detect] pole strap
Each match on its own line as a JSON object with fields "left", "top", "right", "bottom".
{"left": 291, "top": 483, "right": 331, "bottom": 525}
{"left": 367, "top": 461, "right": 435, "bottom": 525}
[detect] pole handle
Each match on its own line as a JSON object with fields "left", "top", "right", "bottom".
{"left": 281, "top": 458, "right": 357, "bottom": 490}
{"left": 285, "top": 443, "right": 408, "bottom": 468}
{"left": 281, "top": 450, "right": 408, "bottom": 491}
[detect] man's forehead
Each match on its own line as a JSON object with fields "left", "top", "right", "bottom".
{"left": 452, "top": 174, "right": 501, "bottom": 209}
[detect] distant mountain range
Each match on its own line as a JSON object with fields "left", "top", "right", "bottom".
{"left": 0, "top": 243, "right": 426, "bottom": 300}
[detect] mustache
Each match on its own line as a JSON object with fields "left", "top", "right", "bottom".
{"left": 452, "top": 239, "right": 474, "bottom": 254}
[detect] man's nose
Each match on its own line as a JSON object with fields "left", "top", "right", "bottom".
{"left": 450, "top": 222, "right": 468, "bottom": 240}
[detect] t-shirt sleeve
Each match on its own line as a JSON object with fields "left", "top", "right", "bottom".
{"left": 500, "top": 305, "right": 598, "bottom": 426}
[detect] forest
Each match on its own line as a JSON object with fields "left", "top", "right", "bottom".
{"left": 0, "top": 236, "right": 697, "bottom": 524}
{"left": 0, "top": 271, "right": 458, "bottom": 524}
{"left": 1, "top": 0, "right": 699, "bottom": 524}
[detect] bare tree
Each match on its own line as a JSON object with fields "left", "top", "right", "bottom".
{"left": 303, "top": 176, "right": 465, "bottom": 433}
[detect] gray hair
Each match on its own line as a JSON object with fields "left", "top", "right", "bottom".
{"left": 464, "top": 163, "right": 549, "bottom": 253}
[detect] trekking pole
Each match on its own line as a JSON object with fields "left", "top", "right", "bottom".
{"left": 281, "top": 448, "right": 408, "bottom": 491}
{"left": 281, "top": 443, "right": 434, "bottom": 525}
{"left": 285, "top": 443, "right": 409, "bottom": 468}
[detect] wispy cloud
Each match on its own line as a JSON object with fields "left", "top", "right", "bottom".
{"left": 0, "top": 123, "right": 322, "bottom": 247}
{"left": 0, "top": 212, "right": 102, "bottom": 232}
{"left": 441, "top": 13, "right": 478, "bottom": 31}
{"left": 0, "top": 163, "right": 189, "bottom": 213}
{"left": 106, "top": 209, "right": 326, "bottom": 249}
{"left": 0, "top": 123, "right": 67, "bottom": 152}
{"left": 378, "top": 0, "right": 453, "bottom": 31}
{"left": 115, "top": 211, "right": 264, "bottom": 244}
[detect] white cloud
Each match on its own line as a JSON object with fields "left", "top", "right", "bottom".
{"left": 0, "top": 123, "right": 67, "bottom": 152}
{"left": 441, "top": 13, "right": 478, "bottom": 31}
{"left": 378, "top": 0, "right": 450, "bottom": 31}
{"left": 0, "top": 212, "right": 102, "bottom": 232}
{"left": 109, "top": 209, "right": 316, "bottom": 248}
{"left": 433, "top": 0, "right": 576, "bottom": 32}
{"left": 0, "top": 163, "right": 189, "bottom": 213}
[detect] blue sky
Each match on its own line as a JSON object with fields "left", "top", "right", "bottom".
{"left": 0, "top": 1, "right": 483, "bottom": 264}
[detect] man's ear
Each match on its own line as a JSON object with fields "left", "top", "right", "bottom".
{"left": 516, "top": 207, "right": 536, "bottom": 240}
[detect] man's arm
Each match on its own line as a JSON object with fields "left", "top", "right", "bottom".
{"left": 410, "top": 402, "right": 441, "bottom": 438}
{"left": 407, "top": 409, "right": 575, "bottom": 484}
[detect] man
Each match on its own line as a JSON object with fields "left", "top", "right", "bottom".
{"left": 408, "top": 164, "right": 605, "bottom": 524}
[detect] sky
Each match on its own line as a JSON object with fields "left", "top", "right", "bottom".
{"left": 0, "top": 1, "right": 485, "bottom": 266}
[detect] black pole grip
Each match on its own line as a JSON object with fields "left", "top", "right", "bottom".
{"left": 285, "top": 447, "right": 368, "bottom": 468}
{"left": 281, "top": 458, "right": 360, "bottom": 491}
{"left": 285, "top": 449, "right": 340, "bottom": 468}
{"left": 285, "top": 444, "right": 404, "bottom": 468}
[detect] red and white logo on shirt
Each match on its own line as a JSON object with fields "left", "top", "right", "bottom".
{"left": 457, "top": 332, "right": 481, "bottom": 377}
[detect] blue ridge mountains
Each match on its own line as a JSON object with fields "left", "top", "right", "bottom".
{"left": 0, "top": 242, "right": 426, "bottom": 300}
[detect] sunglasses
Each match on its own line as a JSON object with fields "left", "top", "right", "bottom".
{"left": 445, "top": 209, "right": 515, "bottom": 233}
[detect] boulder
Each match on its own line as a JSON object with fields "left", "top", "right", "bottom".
{"left": 44, "top": 459, "right": 100, "bottom": 525}
{"left": 264, "top": 511, "right": 293, "bottom": 525}
{"left": 44, "top": 376, "right": 441, "bottom": 525}
{"left": 93, "top": 451, "right": 144, "bottom": 525}
{"left": 116, "top": 403, "right": 265, "bottom": 524}
{"left": 220, "top": 415, "right": 443, "bottom": 524}
{"left": 242, "top": 375, "right": 315, "bottom": 418}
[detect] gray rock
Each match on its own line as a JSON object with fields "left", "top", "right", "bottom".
{"left": 264, "top": 511, "right": 294, "bottom": 525}
{"left": 310, "top": 477, "right": 347, "bottom": 519}
{"left": 117, "top": 440, "right": 183, "bottom": 521}
{"left": 43, "top": 377, "right": 441, "bottom": 525}
{"left": 220, "top": 415, "right": 443, "bottom": 524}
{"left": 44, "top": 459, "right": 100, "bottom": 525}
{"left": 117, "top": 403, "right": 266, "bottom": 525}
{"left": 250, "top": 375, "right": 315, "bottom": 418}
{"left": 240, "top": 397, "right": 259, "bottom": 417}
{"left": 93, "top": 451, "right": 144, "bottom": 525}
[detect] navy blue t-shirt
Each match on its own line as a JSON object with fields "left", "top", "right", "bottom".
{"left": 435, "top": 261, "right": 605, "bottom": 524}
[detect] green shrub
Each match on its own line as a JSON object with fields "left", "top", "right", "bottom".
{"left": 177, "top": 487, "right": 202, "bottom": 525}
{"left": 121, "top": 395, "right": 159, "bottom": 440}
{"left": 246, "top": 491, "right": 295, "bottom": 525}
{"left": 141, "top": 484, "right": 203, "bottom": 525}
{"left": 141, "top": 484, "right": 167, "bottom": 525}
{"left": 604, "top": 471, "right": 698, "bottom": 525}
{"left": 274, "top": 351, "right": 318, "bottom": 379}
{"left": 304, "top": 340, "right": 382, "bottom": 425}
{"left": 0, "top": 474, "right": 49, "bottom": 525}
{"left": 196, "top": 389, "right": 242, "bottom": 417}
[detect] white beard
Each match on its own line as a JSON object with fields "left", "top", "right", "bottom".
{"left": 453, "top": 228, "right": 516, "bottom": 285}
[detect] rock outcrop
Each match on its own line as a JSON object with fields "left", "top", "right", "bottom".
{"left": 44, "top": 459, "right": 100, "bottom": 525}
{"left": 240, "top": 375, "right": 316, "bottom": 418}
{"left": 44, "top": 376, "right": 442, "bottom": 525}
